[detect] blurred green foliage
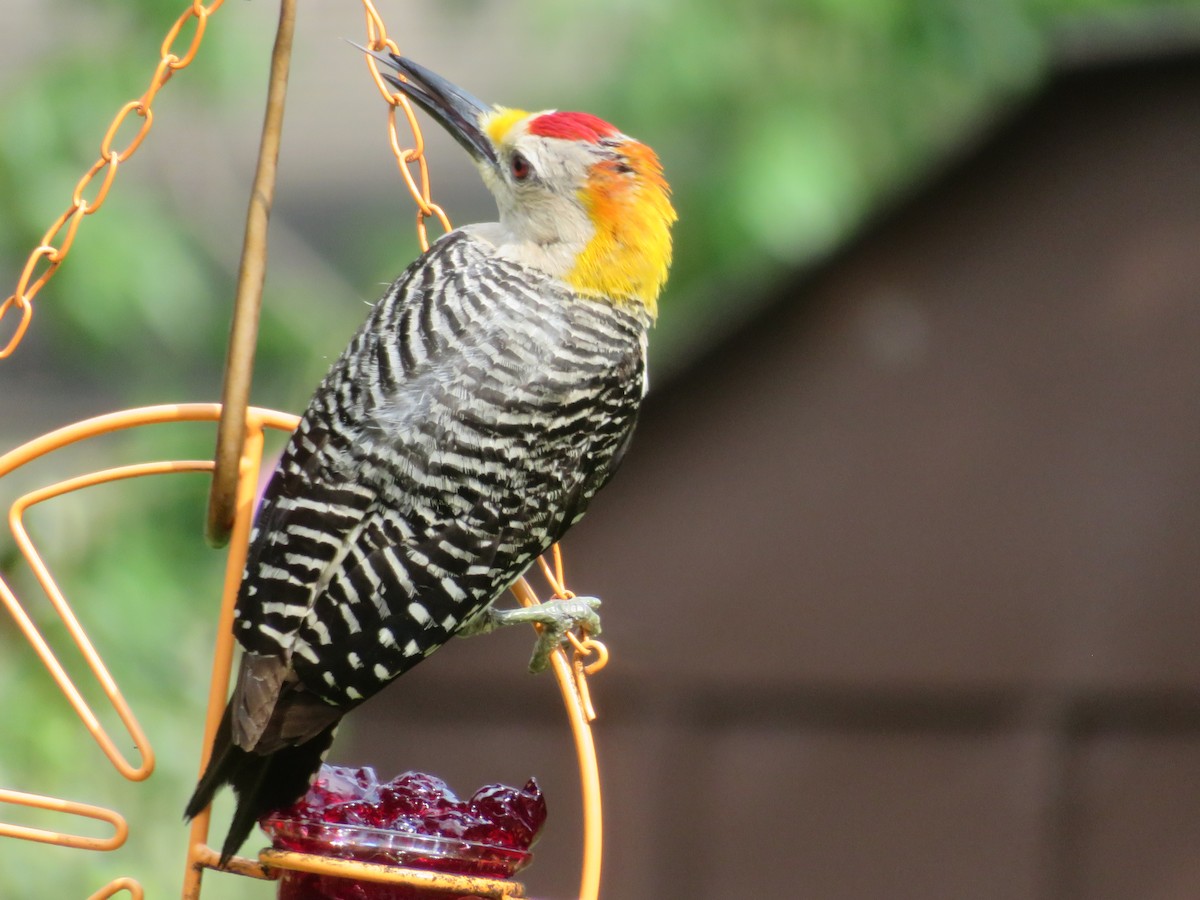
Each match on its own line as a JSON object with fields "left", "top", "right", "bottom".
{"left": 1, "top": 0, "right": 1196, "bottom": 895}
{"left": 546, "top": 0, "right": 1200, "bottom": 362}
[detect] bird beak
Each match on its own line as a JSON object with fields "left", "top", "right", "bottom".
{"left": 362, "top": 50, "right": 497, "bottom": 167}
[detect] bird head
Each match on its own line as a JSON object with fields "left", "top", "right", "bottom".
{"left": 371, "top": 54, "right": 676, "bottom": 320}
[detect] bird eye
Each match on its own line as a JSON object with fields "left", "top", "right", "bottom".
{"left": 510, "top": 152, "right": 532, "bottom": 182}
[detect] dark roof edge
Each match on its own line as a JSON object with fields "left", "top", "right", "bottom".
{"left": 1051, "top": 10, "right": 1200, "bottom": 72}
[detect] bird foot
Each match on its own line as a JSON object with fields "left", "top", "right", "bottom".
{"left": 459, "top": 596, "right": 601, "bottom": 673}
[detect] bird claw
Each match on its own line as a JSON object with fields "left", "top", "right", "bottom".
{"left": 458, "top": 596, "right": 601, "bottom": 674}
{"left": 525, "top": 596, "right": 601, "bottom": 674}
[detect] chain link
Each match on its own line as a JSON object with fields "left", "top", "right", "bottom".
{"left": 0, "top": 0, "right": 227, "bottom": 359}
{"left": 0, "top": 1, "right": 455, "bottom": 358}
{"left": 359, "top": 0, "right": 453, "bottom": 253}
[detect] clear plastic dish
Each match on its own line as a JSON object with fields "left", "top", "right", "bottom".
{"left": 262, "top": 815, "right": 532, "bottom": 879}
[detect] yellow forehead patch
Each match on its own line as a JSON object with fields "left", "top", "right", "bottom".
{"left": 482, "top": 107, "right": 531, "bottom": 146}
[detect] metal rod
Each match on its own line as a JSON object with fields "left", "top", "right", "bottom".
{"left": 510, "top": 577, "right": 605, "bottom": 900}
{"left": 205, "top": 0, "right": 297, "bottom": 547}
{"left": 184, "top": 414, "right": 284, "bottom": 899}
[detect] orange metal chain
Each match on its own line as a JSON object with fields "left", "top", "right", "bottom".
{"left": 0, "top": 0, "right": 227, "bottom": 360}
{"left": 359, "top": 0, "right": 453, "bottom": 253}
{"left": 0, "top": 0, "right": 449, "bottom": 357}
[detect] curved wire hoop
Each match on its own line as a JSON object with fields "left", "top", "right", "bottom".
{"left": 0, "top": 404, "right": 604, "bottom": 899}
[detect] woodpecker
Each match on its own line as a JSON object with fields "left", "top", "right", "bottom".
{"left": 185, "top": 54, "right": 675, "bottom": 862}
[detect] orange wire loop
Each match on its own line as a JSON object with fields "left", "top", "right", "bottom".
{"left": 87, "top": 877, "right": 144, "bottom": 900}
{"left": 0, "top": 788, "right": 128, "bottom": 853}
{"left": 0, "top": 404, "right": 293, "bottom": 900}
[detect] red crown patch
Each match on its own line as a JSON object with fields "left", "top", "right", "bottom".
{"left": 528, "top": 111, "right": 619, "bottom": 143}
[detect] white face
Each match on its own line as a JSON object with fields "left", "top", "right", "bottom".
{"left": 479, "top": 121, "right": 601, "bottom": 255}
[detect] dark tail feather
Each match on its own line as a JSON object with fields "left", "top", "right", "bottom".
{"left": 185, "top": 706, "right": 338, "bottom": 865}
{"left": 185, "top": 705, "right": 235, "bottom": 822}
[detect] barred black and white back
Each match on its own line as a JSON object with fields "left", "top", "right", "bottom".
{"left": 186, "top": 228, "right": 649, "bottom": 860}
{"left": 237, "top": 227, "right": 646, "bottom": 701}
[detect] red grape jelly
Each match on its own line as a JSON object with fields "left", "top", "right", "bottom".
{"left": 261, "top": 765, "right": 547, "bottom": 900}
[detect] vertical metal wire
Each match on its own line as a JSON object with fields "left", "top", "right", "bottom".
{"left": 205, "top": 0, "right": 297, "bottom": 547}
{"left": 185, "top": 410, "right": 292, "bottom": 898}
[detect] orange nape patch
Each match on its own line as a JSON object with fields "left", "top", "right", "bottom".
{"left": 483, "top": 107, "right": 532, "bottom": 147}
{"left": 569, "top": 140, "right": 677, "bottom": 318}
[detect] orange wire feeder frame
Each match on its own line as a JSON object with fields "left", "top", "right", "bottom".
{"left": 0, "top": 3, "right": 608, "bottom": 899}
